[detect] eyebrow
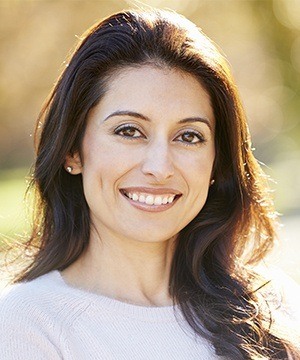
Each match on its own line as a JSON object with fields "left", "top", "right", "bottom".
{"left": 103, "top": 110, "right": 212, "bottom": 131}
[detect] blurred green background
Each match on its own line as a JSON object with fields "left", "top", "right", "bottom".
{"left": 0, "top": 0, "right": 299, "bottom": 283}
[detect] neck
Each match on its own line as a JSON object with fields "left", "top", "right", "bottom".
{"left": 62, "top": 227, "right": 177, "bottom": 307}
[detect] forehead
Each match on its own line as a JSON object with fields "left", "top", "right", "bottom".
{"left": 94, "top": 65, "right": 215, "bottom": 129}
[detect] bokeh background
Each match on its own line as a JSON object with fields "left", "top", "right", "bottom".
{"left": 0, "top": 0, "right": 299, "bottom": 283}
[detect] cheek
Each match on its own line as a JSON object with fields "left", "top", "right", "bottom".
{"left": 83, "top": 134, "right": 115, "bottom": 170}
{"left": 81, "top": 139, "right": 132, "bottom": 192}
{"left": 180, "top": 151, "right": 214, "bottom": 180}
{"left": 180, "top": 151, "right": 214, "bottom": 212}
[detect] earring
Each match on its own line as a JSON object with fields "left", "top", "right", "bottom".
{"left": 66, "top": 166, "right": 73, "bottom": 173}
{"left": 210, "top": 179, "right": 215, "bottom": 185}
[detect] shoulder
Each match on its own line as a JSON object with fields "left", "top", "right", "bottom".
{"left": 255, "top": 265, "right": 300, "bottom": 344}
{"left": 1, "top": 271, "right": 61, "bottom": 311}
{"left": 0, "top": 272, "right": 55, "bottom": 324}
{"left": 0, "top": 272, "right": 70, "bottom": 359}
{"left": 0, "top": 270, "right": 90, "bottom": 325}
{"left": 255, "top": 265, "right": 300, "bottom": 317}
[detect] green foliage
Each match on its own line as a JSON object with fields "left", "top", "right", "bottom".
{"left": 0, "top": 168, "right": 30, "bottom": 242}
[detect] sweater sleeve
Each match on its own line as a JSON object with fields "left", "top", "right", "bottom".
{"left": 0, "top": 287, "right": 62, "bottom": 360}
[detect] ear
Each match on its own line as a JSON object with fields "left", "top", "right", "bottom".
{"left": 64, "top": 152, "right": 83, "bottom": 175}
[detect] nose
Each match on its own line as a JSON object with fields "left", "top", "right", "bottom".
{"left": 141, "top": 139, "right": 175, "bottom": 182}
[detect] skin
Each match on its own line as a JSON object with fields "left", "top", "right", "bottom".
{"left": 62, "top": 65, "right": 215, "bottom": 306}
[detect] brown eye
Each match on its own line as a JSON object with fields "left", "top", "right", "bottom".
{"left": 120, "top": 128, "right": 137, "bottom": 137}
{"left": 182, "top": 133, "right": 196, "bottom": 143}
{"left": 114, "top": 125, "right": 144, "bottom": 139}
{"left": 176, "top": 131, "right": 205, "bottom": 146}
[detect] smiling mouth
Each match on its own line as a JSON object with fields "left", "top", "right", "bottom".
{"left": 120, "top": 189, "right": 181, "bottom": 207}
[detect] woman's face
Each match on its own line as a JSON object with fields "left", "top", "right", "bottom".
{"left": 76, "top": 65, "right": 215, "bottom": 243}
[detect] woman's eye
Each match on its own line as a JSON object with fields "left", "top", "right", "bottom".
{"left": 114, "top": 125, "right": 144, "bottom": 139}
{"left": 176, "top": 131, "right": 205, "bottom": 146}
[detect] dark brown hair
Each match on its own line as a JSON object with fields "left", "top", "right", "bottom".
{"left": 12, "top": 8, "right": 299, "bottom": 359}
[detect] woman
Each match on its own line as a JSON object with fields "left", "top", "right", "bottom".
{"left": 0, "top": 8, "right": 299, "bottom": 359}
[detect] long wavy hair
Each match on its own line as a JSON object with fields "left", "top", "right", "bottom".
{"left": 11, "top": 8, "right": 299, "bottom": 359}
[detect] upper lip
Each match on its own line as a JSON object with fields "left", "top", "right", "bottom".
{"left": 120, "top": 187, "right": 182, "bottom": 195}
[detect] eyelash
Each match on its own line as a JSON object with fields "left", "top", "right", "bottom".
{"left": 113, "top": 124, "right": 206, "bottom": 147}
{"left": 114, "top": 124, "right": 144, "bottom": 140}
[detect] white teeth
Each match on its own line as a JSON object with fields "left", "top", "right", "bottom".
{"left": 162, "top": 197, "right": 168, "bottom": 204}
{"left": 168, "top": 196, "right": 175, "bottom": 203}
{"left": 139, "top": 195, "right": 146, "bottom": 203}
{"left": 132, "top": 193, "right": 139, "bottom": 201}
{"left": 123, "top": 191, "right": 177, "bottom": 205}
{"left": 154, "top": 196, "right": 163, "bottom": 205}
{"left": 145, "top": 195, "right": 154, "bottom": 205}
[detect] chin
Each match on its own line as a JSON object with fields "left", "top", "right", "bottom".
{"left": 128, "top": 230, "right": 178, "bottom": 244}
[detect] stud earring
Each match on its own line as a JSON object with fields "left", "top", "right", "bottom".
{"left": 210, "top": 179, "right": 215, "bottom": 185}
{"left": 66, "top": 166, "right": 73, "bottom": 173}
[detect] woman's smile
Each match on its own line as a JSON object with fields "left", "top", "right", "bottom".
{"left": 119, "top": 188, "right": 182, "bottom": 212}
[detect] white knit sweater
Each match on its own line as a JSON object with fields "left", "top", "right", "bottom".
{"left": 0, "top": 271, "right": 223, "bottom": 359}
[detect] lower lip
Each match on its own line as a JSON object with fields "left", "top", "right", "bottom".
{"left": 120, "top": 191, "right": 181, "bottom": 213}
